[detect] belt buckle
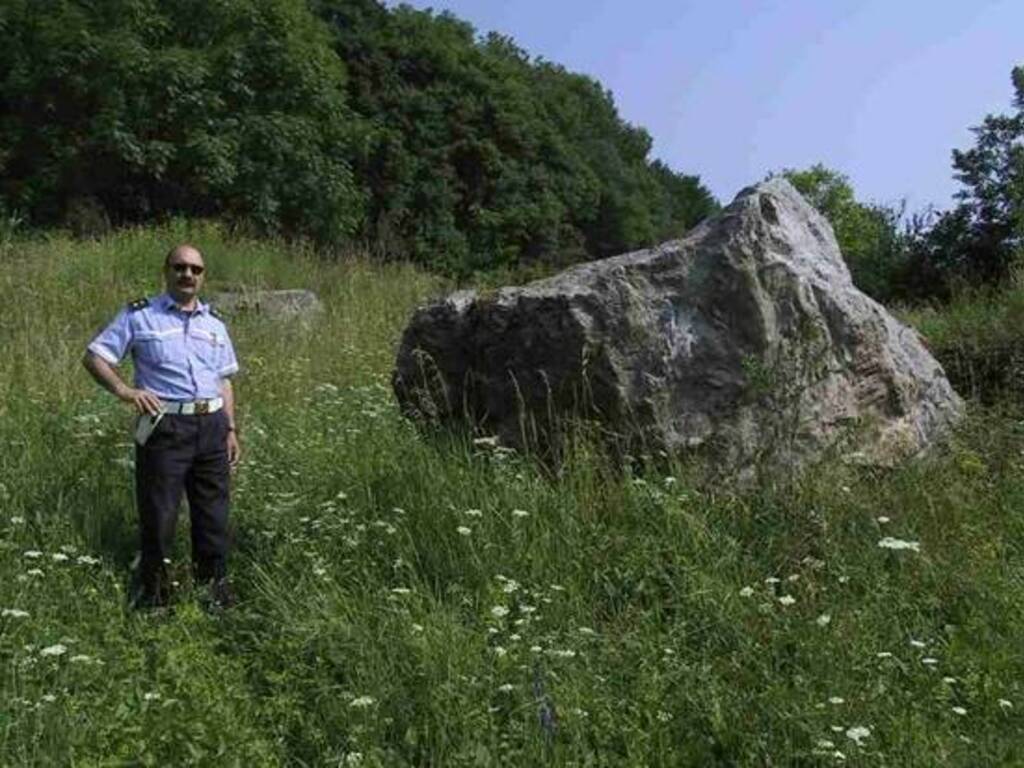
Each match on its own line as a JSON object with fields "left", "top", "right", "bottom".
{"left": 195, "top": 400, "right": 209, "bottom": 415}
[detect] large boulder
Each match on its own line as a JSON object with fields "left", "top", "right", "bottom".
{"left": 393, "top": 178, "right": 963, "bottom": 476}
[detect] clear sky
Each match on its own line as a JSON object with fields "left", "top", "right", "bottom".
{"left": 390, "top": 0, "right": 1022, "bottom": 212}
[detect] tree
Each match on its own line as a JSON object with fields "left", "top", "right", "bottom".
{"left": 0, "top": 0, "right": 366, "bottom": 241}
{"left": 948, "top": 65, "right": 1024, "bottom": 285}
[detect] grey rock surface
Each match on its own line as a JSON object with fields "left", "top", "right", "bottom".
{"left": 393, "top": 178, "right": 963, "bottom": 476}
{"left": 208, "top": 289, "right": 322, "bottom": 320}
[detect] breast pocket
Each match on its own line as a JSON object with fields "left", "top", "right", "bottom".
{"left": 134, "top": 332, "right": 183, "bottom": 365}
{"left": 190, "top": 329, "right": 223, "bottom": 369}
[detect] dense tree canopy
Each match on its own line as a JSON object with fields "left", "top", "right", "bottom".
{"left": 0, "top": 0, "right": 366, "bottom": 242}
{"left": 0, "top": 0, "right": 717, "bottom": 274}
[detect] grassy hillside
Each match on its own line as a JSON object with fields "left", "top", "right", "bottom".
{"left": 1, "top": 225, "right": 1023, "bottom": 765}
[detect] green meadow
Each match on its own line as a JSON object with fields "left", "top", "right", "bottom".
{"left": 1, "top": 223, "right": 1023, "bottom": 766}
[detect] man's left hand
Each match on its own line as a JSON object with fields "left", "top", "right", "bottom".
{"left": 227, "top": 431, "right": 241, "bottom": 469}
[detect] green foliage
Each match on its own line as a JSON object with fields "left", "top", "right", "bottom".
{"left": 945, "top": 65, "right": 1024, "bottom": 286}
{"left": 0, "top": 0, "right": 366, "bottom": 241}
{"left": 893, "top": 64, "right": 1024, "bottom": 300}
{"left": 901, "top": 277, "right": 1024, "bottom": 405}
{"left": 3, "top": 227, "right": 1024, "bottom": 764}
{"left": 0, "top": 0, "right": 716, "bottom": 274}
{"left": 316, "top": 0, "right": 717, "bottom": 274}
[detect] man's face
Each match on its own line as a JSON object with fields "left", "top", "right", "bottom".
{"left": 164, "top": 247, "right": 206, "bottom": 303}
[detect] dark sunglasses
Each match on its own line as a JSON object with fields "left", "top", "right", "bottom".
{"left": 170, "top": 263, "right": 205, "bottom": 275}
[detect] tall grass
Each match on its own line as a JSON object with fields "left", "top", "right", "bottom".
{"left": 1, "top": 224, "right": 1023, "bottom": 765}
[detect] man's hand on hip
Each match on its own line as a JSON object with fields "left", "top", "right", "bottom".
{"left": 120, "top": 388, "right": 164, "bottom": 416}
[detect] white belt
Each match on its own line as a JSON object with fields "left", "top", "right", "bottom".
{"left": 162, "top": 397, "right": 224, "bottom": 415}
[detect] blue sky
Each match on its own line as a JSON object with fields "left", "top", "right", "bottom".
{"left": 391, "top": 0, "right": 1022, "bottom": 212}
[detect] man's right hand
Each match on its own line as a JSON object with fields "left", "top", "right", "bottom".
{"left": 120, "top": 388, "right": 164, "bottom": 416}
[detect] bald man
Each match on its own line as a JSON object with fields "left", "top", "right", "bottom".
{"left": 84, "top": 245, "right": 241, "bottom": 610}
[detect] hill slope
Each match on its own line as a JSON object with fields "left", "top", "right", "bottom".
{"left": 1, "top": 225, "right": 1023, "bottom": 765}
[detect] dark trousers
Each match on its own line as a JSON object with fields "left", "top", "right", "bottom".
{"left": 135, "top": 410, "right": 231, "bottom": 596}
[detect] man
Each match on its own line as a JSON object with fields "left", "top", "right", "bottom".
{"left": 83, "top": 244, "right": 241, "bottom": 609}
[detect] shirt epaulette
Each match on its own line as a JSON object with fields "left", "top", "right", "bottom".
{"left": 209, "top": 306, "right": 224, "bottom": 320}
{"left": 127, "top": 297, "right": 150, "bottom": 312}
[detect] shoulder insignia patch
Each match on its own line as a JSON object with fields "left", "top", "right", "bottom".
{"left": 127, "top": 297, "right": 150, "bottom": 312}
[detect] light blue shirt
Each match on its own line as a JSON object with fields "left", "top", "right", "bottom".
{"left": 88, "top": 293, "right": 239, "bottom": 401}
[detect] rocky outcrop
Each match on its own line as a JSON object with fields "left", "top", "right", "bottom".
{"left": 393, "top": 178, "right": 963, "bottom": 477}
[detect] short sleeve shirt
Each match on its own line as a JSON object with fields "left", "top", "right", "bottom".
{"left": 88, "top": 293, "right": 239, "bottom": 401}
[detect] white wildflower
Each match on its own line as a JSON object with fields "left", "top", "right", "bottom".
{"left": 41, "top": 694, "right": 57, "bottom": 703}
{"left": 999, "top": 699, "right": 1013, "bottom": 709}
{"left": 349, "top": 695, "right": 376, "bottom": 708}
{"left": 878, "top": 537, "right": 921, "bottom": 552}
{"left": 511, "top": 509, "right": 530, "bottom": 518}
{"left": 952, "top": 706, "right": 967, "bottom": 716}
{"left": 764, "top": 576, "right": 781, "bottom": 585}
{"left": 390, "top": 587, "right": 411, "bottom": 595}
{"left": 530, "top": 645, "right": 543, "bottom": 653}
{"left": 739, "top": 586, "right": 755, "bottom": 597}
{"left": 845, "top": 725, "right": 871, "bottom": 745}
{"left": 549, "top": 649, "right": 576, "bottom": 658}
{"left": 2, "top": 608, "right": 29, "bottom": 618}
{"left": 909, "top": 639, "right": 926, "bottom": 648}
{"left": 876, "top": 516, "right": 891, "bottom": 524}
{"left": 778, "top": 595, "right": 796, "bottom": 606}
{"left": 501, "top": 580, "right": 520, "bottom": 594}
{"left": 816, "top": 613, "right": 832, "bottom": 627}
{"left": 497, "top": 683, "right": 514, "bottom": 693}
{"left": 51, "top": 553, "right": 69, "bottom": 563}
{"left": 491, "top": 606, "right": 509, "bottom": 618}
{"left": 26, "top": 568, "right": 44, "bottom": 577}
{"left": 578, "top": 627, "right": 596, "bottom": 635}
{"left": 464, "top": 508, "right": 483, "bottom": 518}
{"left": 76, "top": 555, "right": 100, "bottom": 565}
{"left": 144, "top": 692, "right": 161, "bottom": 701}
{"left": 492, "top": 646, "right": 508, "bottom": 657}
{"left": 456, "top": 526, "right": 472, "bottom": 536}
{"left": 11, "top": 516, "right": 25, "bottom": 524}
{"left": 40, "top": 644, "right": 67, "bottom": 657}
{"left": 828, "top": 696, "right": 845, "bottom": 705}
{"left": 876, "top": 651, "right": 893, "bottom": 659}
{"left": 922, "top": 657, "right": 939, "bottom": 666}
{"left": 816, "top": 739, "right": 836, "bottom": 749}
{"left": 70, "top": 655, "right": 92, "bottom": 663}
{"left": 23, "top": 550, "right": 43, "bottom": 559}
{"left": 942, "top": 677, "right": 956, "bottom": 684}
